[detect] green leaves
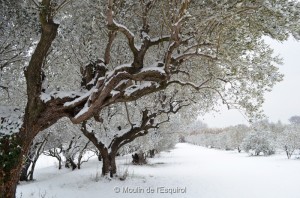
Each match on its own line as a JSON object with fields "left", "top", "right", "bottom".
{"left": 0, "top": 134, "right": 22, "bottom": 182}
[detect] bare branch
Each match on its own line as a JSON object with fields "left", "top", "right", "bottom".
{"left": 173, "top": 51, "right": 217, "bottom": 62}
{"left": 182, "top": 42, "right": 215, "bottom": 54}
{"left": 30, "top": 0, "right": 40, "bottom": 8}
{"left": 106, "top": 0, "right": 138, "bottom": 55}
{"left": 124, "top": 102, "right": 133, "bottom": 126}
{"left": 167, "top": 78, "right": 212, "bottom": 91}
{"left": 0, "top": 85, "right": 10, "bottom": 98}
{"left": 54, "top": 0, "right": 73, "bottom": 15}
{"left": 201, "top": 86, "right": 230, "bottom": 109}
{"left": 149, "top": 35, "right": 171, "bottom": 47}
{"left": 104, "top": 31, "right": 117, "bottom": 65}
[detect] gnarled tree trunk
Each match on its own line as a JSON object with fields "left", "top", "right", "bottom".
{"left": 0, "top": 4, "right": 59, "bottom": 196}
{"left": 101, "top": 149, "right": 117, "bottom": 177}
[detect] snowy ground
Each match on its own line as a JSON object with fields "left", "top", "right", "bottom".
{"left": 17, "top": 143, "right": 300, "bottom": 198}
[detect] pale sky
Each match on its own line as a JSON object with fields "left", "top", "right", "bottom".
{"left": 200, "top": 38, "right": 300, "bottom": 128}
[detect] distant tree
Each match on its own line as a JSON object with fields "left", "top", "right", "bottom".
{"left": 41, "top": 119, "right": 94, "bottom": 170}
{"left": 43, "top": 134, "right": 93, "bottom": 170}
{"left": 228, "top": 125, "right": 250, "bottom": 152}
{"left": 61, "top": 135, "right": 92, "bottom": 170}
{"left": 122, "top": 128, "right": 167, "bottom": 158}
{"left": 277, "top": 124, "right": 300, "bottom": 159}
{"left": 241, "top": 130, "right": 275, "bottom": 156}
{"left": 43, "top": 146, "right": 63, "bottom": 170}
{"left": 186, "top": 124, "right": 250, "bottom": 152}
{"left": 20, "top": 132, "right": 49, "bottom": 181}
{"left": 185, "top": 127, "right": 223, "bottom": 148}
{"left": 289, "top": 116, "right": 300, "bottom": 125}
{"left": 180, "top": 120, "right": 208, "bottom": 142}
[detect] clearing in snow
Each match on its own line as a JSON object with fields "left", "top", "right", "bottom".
{"left": 17, "top": 143, "right": 300, "bottom": 198}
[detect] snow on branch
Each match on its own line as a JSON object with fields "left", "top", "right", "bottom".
{"left": 114, "top": 99, "right": 190, "bottom": 150}
{"left": 63, "top": 89, "right": 95, "bottom": 107}
{"left": 106, "top": 0, "right": 138, "bottom": 55}
{"left": 68, "top": 61, "right": 168, "bottom": 123}
{"left": 149, "top": 35, "right": 171, "bottom": 46}
{"left": 41, "top": 90, "right": 87, "bottom": 103}
{"left": 124, "top": 82, "right": 159, "bottom": 97}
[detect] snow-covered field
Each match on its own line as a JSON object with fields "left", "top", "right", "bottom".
{"left": 17, "top": 143, "right": 300, "bottom": 198}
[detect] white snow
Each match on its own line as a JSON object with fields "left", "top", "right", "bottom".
{"left": 141, "top": 67, "right": 165, "bottom": 75}
{"left": 85, "top": 122, "right": 94, "bottom": 133}
{"left": 115, "top": 80, "right": 129, "bottom": 89}
{"left": 111, "top": 90, "right": 121, "bottom": 97}
{"left": 150, "top": 35, "right": 170, "bottom": 43}
{"left": 64, "top": 90, "right": 92, "bottom": 107}
{"left": 124, "top": 82, "right": 158, "bottom": 97}
{"left": 105, "top": 64, "right": 132, "bottom": 81}
{"left": 141, "top": 32, "right": 150, "bottom": 40}
{"left": 0, "top": 106, "right": 23, "bottom": 136}
{"left": 113, "top": 20, "right": 134, "bottom": 37}
{"left": 113, "top": 64, "right": 132, "bottom": 72}
{"left": 17, "top": 143, "right": 300, "bottom": 198}
{"left": 134, "top": 44, "right": 141, "bottom": 51}
{"left": 74, "top": 103, "right": 89, "bottom": 119}
{"left": 41, "top": 91, "right": 85, "bottom": 103}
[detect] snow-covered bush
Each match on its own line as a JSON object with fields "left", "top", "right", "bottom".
{"left": 241, "top": 131, "right": 275, "bottom": 156}
{"left": 185, "top": 124, "right": 249, "bottom": 152}
{"left": 277, "top": 124, "right": 300, "bottom": 159}
{"left": 117, "top": 117, "right": 180, "bottom": 156}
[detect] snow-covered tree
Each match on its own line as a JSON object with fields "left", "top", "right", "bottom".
{"left": 1, "top": 0, "right": 300, "bottom": 197}
{"left": 19, "top": 131, "right": 50, "bottom": 181}
{"left": 277, "top": 124, "right": 300, "bottom": 159}
{"left": 0, "top": 1, "right": 37, "bottom": 108}
{"left": 80, "top": 92, "right": 189, "bottom": 177}
{"left": 41, "top": 119, "right": 94, "bottom": 170}
{"left": 289, "top": 116, "right": 300, "bottom": 125}
{"left": 185, "top": 127, "right": 221, "bottom": 148}
{"left": 226, "top": 125, "right": 250, "bottom": 152}
{"left": 121, "top": 128, "right": 172, "bottom": 157}
{"left": 241, "top": 130, "right": 275, "bottom": 156}
{"left": 179, "top": 119, "right": 208, "bottom": 142}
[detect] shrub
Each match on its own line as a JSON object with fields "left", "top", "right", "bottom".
{"left": 241, "top": 131, "right": 275, "bottom": 156}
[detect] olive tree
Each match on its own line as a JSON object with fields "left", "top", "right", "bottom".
{"left": 81, "top": 92, "right": 190, "bottom": 177}
{"left": 1, "top": 0, "right": 300, "bottom": 197}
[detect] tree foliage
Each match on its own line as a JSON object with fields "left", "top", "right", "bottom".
{"left": 278, "top": 124, "right": 300, "bottom": 159}
{"left": 241, "top": 130, "right": 275, "bottom": 156}
{"left": 1, "top": 0, "right": 300, "bottom": 197}
{"left": 289, "top": 115, "right": 300, "bottom": 125}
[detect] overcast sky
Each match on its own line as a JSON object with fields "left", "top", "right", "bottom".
{"left": 200, "top": 38, "right": 300, "bottom": 128}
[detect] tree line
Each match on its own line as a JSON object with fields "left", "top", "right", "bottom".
{"left": 185, "top": 116, "right": 300, "bottom": 159}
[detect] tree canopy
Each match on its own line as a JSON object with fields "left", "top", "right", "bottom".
{"left": 1, "top": 0, "right": 300, "bottom": 197}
